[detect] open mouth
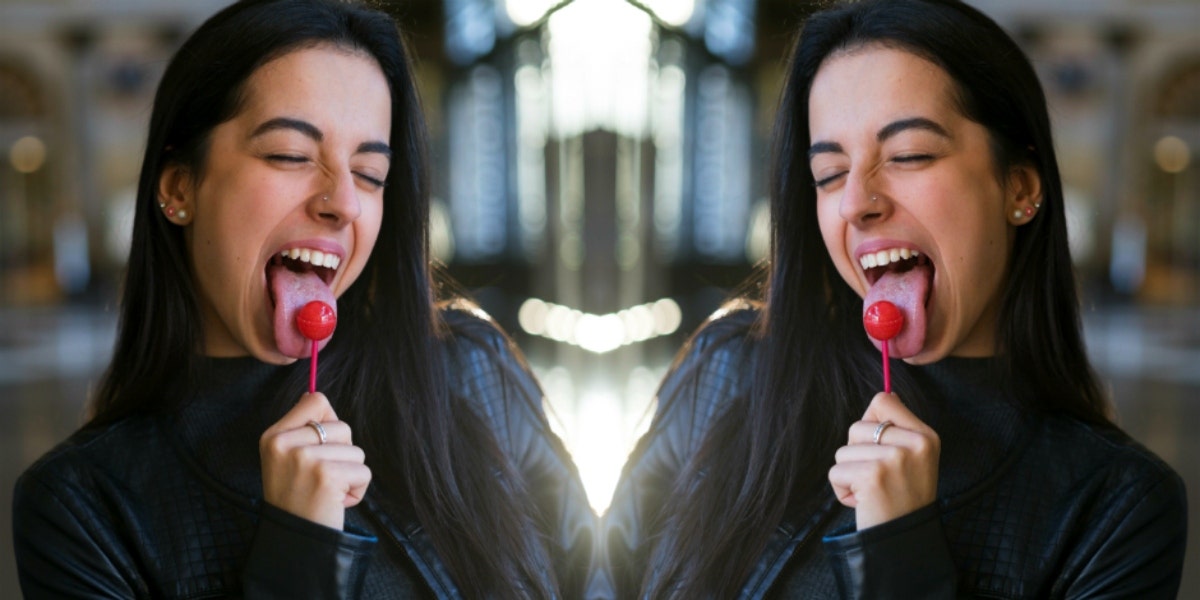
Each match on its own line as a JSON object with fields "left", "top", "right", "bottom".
{"left": 266, "top": 247, "right": 340, "bottom": 305}
{"left": 860, "top": 247, "right": 932, "bottom": 288}
{"left": 265, "top": 246, "right": 343, "bottom": 358}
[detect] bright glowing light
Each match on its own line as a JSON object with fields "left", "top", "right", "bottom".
{"left": 572, "top": 389, "right": 625, "bottom": 512}
{"left": 651, "top": 298, "right": 682, "bottom": 335}
{"left": 575, "top": 313, "right": 625, "bottom": 353}
{"left": 644, "top": 0, "right": 695, "bottom": 27}
{"left": 518, "top": 297, "right": 683, "bottom": 352}
{"left": 518, "top": 298, "right": 549, "bottom": 335}
{"left": 505, "top": 0, "right": 559, "bottom": 26}
{"left": 547, "top": 0, "right": 651, "bottom": 137}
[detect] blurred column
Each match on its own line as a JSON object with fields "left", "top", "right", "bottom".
{"left": 57, "top": 25, "right": 97, "bottom": 298}
{"left": 1100, "top": 23, "right": 1142, "bottom": 298}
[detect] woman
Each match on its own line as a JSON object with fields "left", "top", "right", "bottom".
{"left": 13, "top": 1, "right": 595, "bottom": 598}
{"left": 602, "top": 0, "right": 1187, "bottom": 597}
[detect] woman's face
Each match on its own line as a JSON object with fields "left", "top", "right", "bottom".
{"left": 808, "top": 45, "right": 1039, "bottom": 363}
{"left": 163, "top": 45, "right": 392, "bottom": 362}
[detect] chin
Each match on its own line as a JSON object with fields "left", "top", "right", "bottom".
{"left": 901, "top": 352, "right": 940, "bottom": 366}
{"left": 253, "top": 344, "right": 301, "bottom": 365}
{"left": 900, "top": 340, "right": 948, "bottom": 366}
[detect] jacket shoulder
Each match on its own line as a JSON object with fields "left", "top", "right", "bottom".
{"left": 438, "top": 300, "right": 542, "bottom": 407}
{"left": 1039, "top": 416, "right": 1183, "bottom": 492}
{"left": 16, "top": 416, "right": 164, "bottom": 495}
{"left": 651, "top": 302, "right": 760, "bottom": 443}
{"left": 1032, "top": 417, "right": 1187, "bottom": 596}
{"left": 437, "top": 301, "right": 558, "bottom": 453}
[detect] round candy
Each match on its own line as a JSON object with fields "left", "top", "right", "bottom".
{"left": 296, "top": 301, "right": 337, "bottom": 341}
{"left": 863, "top": 301, "right": 904, "bottom": 341}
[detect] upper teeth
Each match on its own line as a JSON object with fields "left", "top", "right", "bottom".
{"left": 282, "top": 247, "right": 341, "bottom": 270}
{"left": 859, "top": 247, "right": 918, "bottom": 271}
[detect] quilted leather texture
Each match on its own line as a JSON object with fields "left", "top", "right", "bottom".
{"left": 601, "top": 308, "right": 1187, "bottom": 599}
{"left": 13, "top": 308, "right": 598, "bottom": 599}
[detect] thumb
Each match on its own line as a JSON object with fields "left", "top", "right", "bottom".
{"left": 268, "top": 392, "right": 338, "bottom": 434}
{"left": 862, "top": 392, "right": 930, "bottom": 434}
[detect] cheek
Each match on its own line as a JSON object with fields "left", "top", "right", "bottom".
{"left": 816, "top": 203, "right": 861, "bottom": 291}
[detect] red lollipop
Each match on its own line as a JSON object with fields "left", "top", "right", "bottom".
{"left": 296, "top": 301, "right": 337, "bottom": 393}
{"left": 864, "top": 301, "right": 904, "bottom": 393}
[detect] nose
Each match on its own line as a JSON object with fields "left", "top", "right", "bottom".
{"left": 311, "top": 170, "right": 362, "bottom": 227}
{"left": 837, "top": 170, "right": 889, "bottom": 228}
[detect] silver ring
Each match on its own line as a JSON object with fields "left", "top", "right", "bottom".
{"left": 306, "top": 420, "right": 327, "bottom": 445}
{"left": 872, "top": 420, "right": 893, "bottom": 445}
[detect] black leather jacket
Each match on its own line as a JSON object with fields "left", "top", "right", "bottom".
{"left": 600, "top": 309, "right": 1188, "bottom": 599}
{"left": 13, "top": 308, "right": 599, "bottom": 599}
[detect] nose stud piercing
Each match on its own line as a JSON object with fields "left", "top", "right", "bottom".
{"left": 871, "top": 196, "right": 878, "bottom": 201}
{"left": 322, "top": 195, "right": 329, "bottom": 201}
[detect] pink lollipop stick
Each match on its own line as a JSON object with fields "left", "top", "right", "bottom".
{"left": 863, "top": 301, "right": 904, "bottom": 393}
{"left": 295, "top": 300, "right": 337, "bottom": 393}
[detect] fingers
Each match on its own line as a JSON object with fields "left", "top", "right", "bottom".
{"left": 262, "top": 392, "right": 339, "bottom": 439}
{"left": 277, "top": 420, "right": 354, "bottom": 449}
{"left": 260, "top": 392, "right": 370, "bottom": 530}
{"left": 861, "top": 392, "right": 934, "bottom": 437}
{"left": 828, "top": 391, "right": 940, "bottom": 530}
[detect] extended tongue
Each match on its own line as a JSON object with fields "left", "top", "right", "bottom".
{"left": 862, "top": 263, "right": 931, "bottom": 358}
{"left": 269, "top": 264, "right": 337, "bottom": 358}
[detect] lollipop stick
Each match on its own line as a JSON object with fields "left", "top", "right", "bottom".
{"left": 309, "top": 339, "right": 318, "bottom": 394}
{"left": 882, "top": 342, "right": 891, "bottom": 394}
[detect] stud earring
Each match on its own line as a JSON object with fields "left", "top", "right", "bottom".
{"left": 159, "top": 202, "right": 166, "bottom": 209}
{"left": 177, "top": 209, "right": 188, "bottom": 220}
{"left": 1024, "top": 206, "right": 1034, "bottom": 217}
{"left": 1013, "top": 209, "right": 1024, "bottom": 220}
{"left": 166, "top": 206, "right": 176, "bottom": 217}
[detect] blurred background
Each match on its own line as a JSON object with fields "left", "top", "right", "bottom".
{"left": 1, "top": 0, "right": 1196, "bottom": 596}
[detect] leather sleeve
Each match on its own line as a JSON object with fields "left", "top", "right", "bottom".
{"left": 822, "top": 503, "right": 956, "bottom": 600}
{"left": 1060, "top": 470, "right": 1187, "bottom": 599}
{"left": 242, "top": 502, "right": 377, "bottom": 599}
{"left": 442, "top": 308, "right": 601, "bottom": 599}
{"left": 600, "top": 310, "right": 758, "bottom": 599}
{"left": 13, "top": 470, "right": 141, "bottom": 598}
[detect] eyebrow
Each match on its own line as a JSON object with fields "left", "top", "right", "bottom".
{"left": 251, "top": 117, "right": 392, "bottom": 159}
{"left": 808, "top": 117, "right": 952, "bottom": 161}
{"left": 252, "top": 117, "right": 323, "bottom": 142}
{"left": 877, "top": 117, "right": 951, "bottom": 142}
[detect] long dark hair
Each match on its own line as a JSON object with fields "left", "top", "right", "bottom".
{"left": 643, "top": 0, "right": 1109, "bottom": 596}
{"left": 90, "top": 1, "right": 555, "bottom": 596}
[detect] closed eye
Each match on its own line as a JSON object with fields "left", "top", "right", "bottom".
{"left": 893, "top": 154, "right": 934, "bottom": 164}
{"left": 266, "top": 154, "right": 308, "bottom": 164}
{"left": 354, "top": 172, "right": 387, "bottom": 189}
{"left": 814, "top": 171, "right": 846, "bottom": 189}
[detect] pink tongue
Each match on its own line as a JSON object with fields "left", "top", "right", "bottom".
{"left": 863, "top": 263, "right": 931, "bottom": 359}
{"left": 268, "top": 264, "right": 337, "bottom": 358}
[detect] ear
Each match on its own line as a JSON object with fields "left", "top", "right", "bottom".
{"left": 157, "top": 163, "right": 195, "bottom": 225}
{"left": 1005, "top": 163, "right": 1043, "bottom": 226}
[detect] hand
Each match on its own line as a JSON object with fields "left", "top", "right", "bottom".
{"left": 259, "top": 392, "right": 371, "bottom": 530}
{"left": 828, "top": 391, "right": 940, "bottom": 530}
